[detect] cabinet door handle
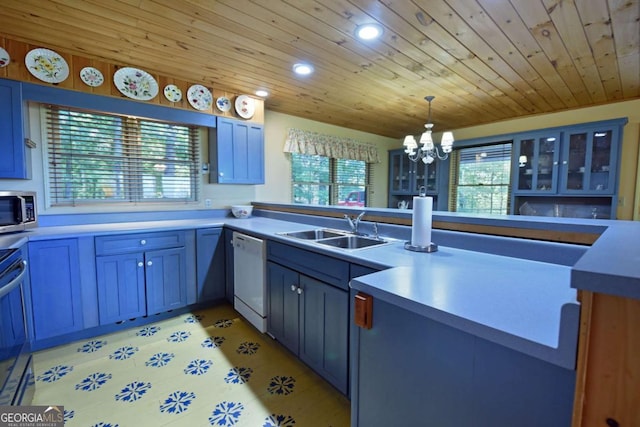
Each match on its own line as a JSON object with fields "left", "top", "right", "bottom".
{"left": 297, "top": 287, "right": 303, "bottom": 295}
{"left": 137, "top": 262, "right": 143, "bottom": 267}
{"left": 140, "top": 239, "right": 147, "bottom": 245}
{"left": 290, "top": 285, "right": 297, "bottom": 292}
{"left": 147, "top": 260, "right": 153, "bottom": 267}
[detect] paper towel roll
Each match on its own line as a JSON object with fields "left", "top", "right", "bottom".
{"left": 411, "top": 196, "right": 433, "bottom": 247}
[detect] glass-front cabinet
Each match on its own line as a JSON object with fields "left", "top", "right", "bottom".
{"left": 512, "top": 119, "right": 625, "bottom": 219}
{"left": 514, "top": 131, "right": 561, "bottom": 193}
{"left": 561, "top": 127, "right": 617, "bottom": 194}
{"left": 388, "top": 149, "right": 438, "bottom": 208}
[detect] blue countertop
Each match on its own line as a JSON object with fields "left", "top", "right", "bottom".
{"left": 3, "top": 208, "right": 638, "bottom": 370}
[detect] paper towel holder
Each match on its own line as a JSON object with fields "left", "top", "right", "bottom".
{"left": 405, "top": 186, "right": 438, "bottom": 252}
{"left": 404, "top": 241, "right": 438, "bottom": 253}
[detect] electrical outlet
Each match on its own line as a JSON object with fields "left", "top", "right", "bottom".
{"left": 205, "top": 199, "right": 212, "bottom": 208}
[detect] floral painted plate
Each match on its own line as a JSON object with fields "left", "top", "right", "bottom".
{"left": 113, "top": 67, "right": 158, "bottom": 101}
{"left": 25, "top": 48, "right": 69, "bottom": 83}
{"left": 187, "top": 84, "right": 213, "bottom": 111}
{"left": 235, "top": 95, "right": 255, "bottom": 119}
{"left": 163, "top": 84, "right": 182, "bottom": 102}
{"left": 216, "top": 96, "right": 231, "bottom": 112}
{"left": 80, "top": 66, "right": 104, "bottom": 87}
{"left": 0, "top": 47, "right": 10, "bottom": 68}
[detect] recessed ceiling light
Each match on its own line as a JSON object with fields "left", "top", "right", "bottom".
{"left": 255, "top": 90, "right": 269, "bottom": 97}
{"left": 355, "top": 23, "right": 383, "bottom": 40}
{"left": 293, "top": 63, "right": 314, "bottom": 76}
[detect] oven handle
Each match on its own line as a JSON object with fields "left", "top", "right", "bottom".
{"left": 0, "top": 260, "right": 27, "bottom": 299}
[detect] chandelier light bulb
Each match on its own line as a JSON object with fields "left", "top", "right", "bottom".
{"left": 402, "top": 96, "right": 454, "bottom": 163}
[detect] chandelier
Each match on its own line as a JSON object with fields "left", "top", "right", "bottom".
{"left": 402, "top": 96, "right": 454, "bottom": 164}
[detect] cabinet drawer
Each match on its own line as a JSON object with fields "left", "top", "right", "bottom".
{"left": 267, "top": 241, "right": 350, "bottom": 290}
{"left": 95, "top": 231, "right": 185, "bottom": 255}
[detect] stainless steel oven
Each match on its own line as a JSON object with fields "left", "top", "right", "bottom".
{"left": 0, "top": 247, "right": 34, "bottom": 406}
{"left": 0, "top": 191, "right": 37, "bottom": 234}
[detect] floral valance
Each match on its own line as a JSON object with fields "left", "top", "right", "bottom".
{"left": 283, "top": 128, "right": 380, "bottom": 163}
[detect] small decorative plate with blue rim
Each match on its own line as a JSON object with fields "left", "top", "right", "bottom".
{"left": 25, "top": 48, "right": 69, "bottom": 83}
{"left": 0, "top": 47, "right": 10, "bottom": 68}
{"left": 187, "top": 84, "right": 213, "bottom": 111}
{"left": 216, "top": 96, "right": 231, "bottom": 112}
{"left": 163, "top": 84, "right": 182, "bottom": 102}
{"left": 80, "top": 67, "right": 104, "bottom": 87}
{"left": 113, "top": 67, "right": 158, "bottom": 101}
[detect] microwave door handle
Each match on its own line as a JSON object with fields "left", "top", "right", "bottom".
{"left": 17, "top": 196, "right": 25, "bottom": 223}
{"left": 0, "top": 260, "right": 27, "bottom": 299}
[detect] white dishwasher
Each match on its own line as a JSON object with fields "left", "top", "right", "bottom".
{"left": 232, "top": 232, "right": 267, "bottom": 332}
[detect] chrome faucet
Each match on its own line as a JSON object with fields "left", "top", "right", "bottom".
{"left": 344, "top": 211, "right": 366, "bottom": 234}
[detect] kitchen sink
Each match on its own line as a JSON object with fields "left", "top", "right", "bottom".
{"left": 278, "top": 228, "right": 391, "bottom": 250}
{"left": 279, "top": 229, "right": 347, "bottom": 240}
{"left": 316, "top": 235, "right": 388, "bottom": 250}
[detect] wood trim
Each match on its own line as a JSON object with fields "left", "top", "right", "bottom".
{"left": 573, "top": 293, "right": 640, "bottom": 427}
{"left": 252, "top": 203, "right": 600, "bottom": 245}
{"left": 572, "top": 291, "right": 593, "bottom": 427}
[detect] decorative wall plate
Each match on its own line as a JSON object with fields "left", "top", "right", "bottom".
{"left": 187, "top": 84, "right": 213, "bottom": 111}
{"left": 0, "top": 47, "right": 10, "bottom": 67}
{"left": 80, "top": 66, "right": 104, "bottom": 87}
{"left": 25, "top": 48, "right": 69, "bottom": 83}
{"left": 235, "top": 95, "right": 255, "bottom": 119}
{"left": 163, "top": 84, "right": 182, "bottom": 102}
{"left": 216, "top": 96, "right": 231, "bottom": 112}
{"left": 113, "top": 67, "right": 158, "bottom": 101}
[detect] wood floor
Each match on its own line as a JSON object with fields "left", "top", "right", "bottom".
{"left": 32, "top": 304, "right": 350, "bottom": 426}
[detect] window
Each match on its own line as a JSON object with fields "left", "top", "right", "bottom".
{"left": 291, "top": 153, "right": 369, "bottom": 206}
{"left": 45, "top": 105, "right": 200, "bottom": 206}
{"left": 449, "top": 142, "right": 512, "bottom": 214}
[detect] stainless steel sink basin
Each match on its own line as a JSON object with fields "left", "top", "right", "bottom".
{"left": 316, "top": 235, "right": 388, "bottom": 250}
{"left": 278, "top": 228, "right": 392, "bottom": 250}
{"left": 278, "top": 229, "right": 347, "bottom": 240}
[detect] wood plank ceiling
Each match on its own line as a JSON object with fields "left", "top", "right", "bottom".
{"left": 1, "top": 0, "right": 638, "bottom": 139}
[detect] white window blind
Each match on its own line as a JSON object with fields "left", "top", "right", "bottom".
{"left": 291, "top": 153, "right": 370, "bottom": 206}
{"left": 449, "top": 142, "right": 512, "bottom": 214}
{"left": 45, "top": 105, "right": 200, "bottom": 206}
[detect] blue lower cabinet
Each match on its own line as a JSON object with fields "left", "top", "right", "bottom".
{"left": 28, "top": 239, "right": 85, "bottom": 341}
{"left": 299, "top": 275, "right": 348, "bottom": 394}
{"left": 224, "top": 228, "right": 234, "bottom": 303}
{"left": 196, "top": 228, "right": 226, "bottom": 303}
{"left": 95, "top": 231, "right": 190, "bottom": 323}
{"left": 350, "top": 293, "right": 575, "bottom": 427}
{"left": 145, "top": 247, "right": 187, "bottom": 315}
{"left": 96, "top": 253, "right": 146, "bottom": 323}
{"left": 267, "top": 261, "right": 349, "bottom": 395}
{"left": 267, "top": 262, "right": 300, "bottom": 354}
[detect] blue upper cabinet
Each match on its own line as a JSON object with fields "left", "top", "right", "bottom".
{"left": 513, "top": 119, "right": 624, "bottom": 197}
{"left": 0, "top": 79, "right": 30, "bottom": 179}
{"left": 513, "top": 130, "right": 562, "bottom": 194}
{"left": 560, "top": 125, "right": 620, "bottom": 195}
{"left": 209, "top": 117, "right": 264, "bottom": 184}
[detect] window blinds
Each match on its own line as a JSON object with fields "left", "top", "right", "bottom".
{"left": 45, "top": 106, "right": 200, "bottom": 206}
{"left": 449, "top": 142, "right": 512, "bottom": 214}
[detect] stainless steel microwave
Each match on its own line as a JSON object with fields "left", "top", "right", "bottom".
{"left": 0, "top": 191, "right": 37, "bottom": 234}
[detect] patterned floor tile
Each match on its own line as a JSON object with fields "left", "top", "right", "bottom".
{"left": 32, "top": 304, "right": 350, "bottom": 426}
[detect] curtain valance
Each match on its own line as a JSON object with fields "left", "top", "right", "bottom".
{"left": 283, "top": 128, "right": 380, "bottom": 163}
